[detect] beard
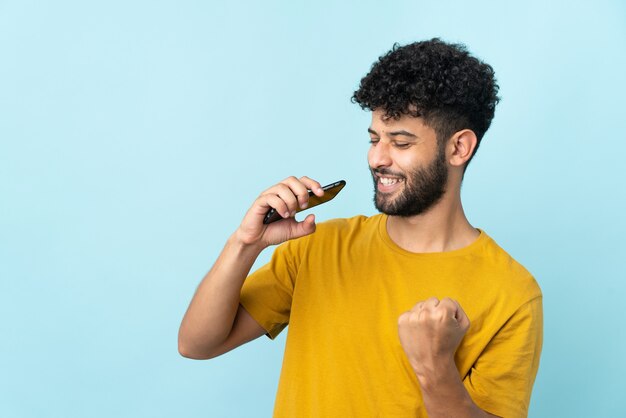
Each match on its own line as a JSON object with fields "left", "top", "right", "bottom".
{"left": 371, "top": 146, "right": 448, "bottom": 217}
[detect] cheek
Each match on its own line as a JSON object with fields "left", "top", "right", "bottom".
{"left": 394, "top": 154, "right": 419, "bottom": 173}
{"left": 400, "top": 147, "right": 437, "bottom": 170}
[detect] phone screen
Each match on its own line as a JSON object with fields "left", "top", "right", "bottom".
{"left": 263, "top": 180, "right": 346, "bottom": 224}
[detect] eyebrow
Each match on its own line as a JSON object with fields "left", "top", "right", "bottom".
{"left": 389, "top": 130, "right": 418, "bottom": 138}
{"left": 368, "top": 128, "right": 418, "bottom": 139}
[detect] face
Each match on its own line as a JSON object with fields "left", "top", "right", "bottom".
{"left": 367, "top": 110, "right": 448, "bottom": 217}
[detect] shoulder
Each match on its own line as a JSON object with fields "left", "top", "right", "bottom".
{"left": 477, "top": 231, "right": 542, "bottom": 304}
{"left": 315, "top": 214, "right": 381, "bottom": 234}
{"left": 311, "top": 214, "right": 384, "bottom": 243}
{"left": 278, "top": 214, "right": 380, "bottom": 252}
{"left": 280, "top": 214, "right": 382, "bottom": 257}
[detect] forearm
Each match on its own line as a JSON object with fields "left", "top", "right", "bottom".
{"left": 416, "top": 359, "right": 496, "bottom": 418}
{"left": 179, "top": 176, "right": 323, "bottom": 358}
{"left": 178, "top": 232, "right": 264, "bottom": 358}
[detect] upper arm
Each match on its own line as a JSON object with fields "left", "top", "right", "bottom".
{"left": 464, "top": 297, "right": 543, "bottom": 418}
{"left": 205, "top": 304, "right": 267, "bottom": 359}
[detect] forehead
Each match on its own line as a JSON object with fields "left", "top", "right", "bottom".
{"left": 369, "top": 109, "right": 435, "bottom": 136}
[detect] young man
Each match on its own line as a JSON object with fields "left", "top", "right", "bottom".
{"left": 179, "top": 38, "right": 543, "bottom": 418}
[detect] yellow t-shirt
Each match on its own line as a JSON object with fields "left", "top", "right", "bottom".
{"left": 240, "top": 215, "right": 542, "bottom": 418}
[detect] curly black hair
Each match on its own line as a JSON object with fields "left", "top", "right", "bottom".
{"left": 352, "top": 38, "right": 500, "bottom": 162}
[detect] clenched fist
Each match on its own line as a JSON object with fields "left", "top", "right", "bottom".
{"left": 398, "top": 297, "right": 470, "bottom": 376}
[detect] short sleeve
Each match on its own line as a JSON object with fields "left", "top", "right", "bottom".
{"left": 239, "top": 239, "right": 304, "bottom": 339}
{"left": 463, "top": 296, "right": 543, "bottom": 418}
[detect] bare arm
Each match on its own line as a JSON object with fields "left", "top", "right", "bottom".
{"left": 398, "top": 298, "right": 500, "bottom": 418}
{"left": 178, "top": 176, "right": 324, "bottom": 359}
{"left": 417, "top": 360, "right": 499, "bottom": 418}
{"left": 177, "top": 234, "right": 266, "bottom": 359}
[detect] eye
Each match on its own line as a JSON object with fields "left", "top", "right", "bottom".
{"left": 394, "top": 142, "right": 410, "bottom": 149}
{"left": 369, "top": 138, "right": 380, "bottom": 145}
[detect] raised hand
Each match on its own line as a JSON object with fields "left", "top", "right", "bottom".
{"left": 235, "top": 176, "right": 325, "bottom": 248}
{"left": 398, "top": 297, "right": 470, "bottom": 376}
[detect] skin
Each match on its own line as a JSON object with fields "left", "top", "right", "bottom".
{"left": 178, "top": 109, "right": 499, "bottom": 416}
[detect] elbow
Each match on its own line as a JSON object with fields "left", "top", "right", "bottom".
{"left": 177, "top": 334, "right": 218, "bottom": 360}
{"left": 178, "top": 341, "right": 199, "bottom": 360}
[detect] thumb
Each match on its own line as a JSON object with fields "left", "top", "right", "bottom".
{"left": 289, "top": 214, "right": 316, "bottom": 239}
{"left": 454, "top": 302, "right": 470, "bottom": 332}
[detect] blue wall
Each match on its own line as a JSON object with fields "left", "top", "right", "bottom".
{"left": 1, "top": 1, "right": 625, "bottom": 416}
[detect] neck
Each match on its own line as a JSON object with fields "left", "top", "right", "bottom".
{"left": 385, "top": 188, "right": 478, "bottom": 253}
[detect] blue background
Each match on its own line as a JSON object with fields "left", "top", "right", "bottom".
{"left": 1, "top": 1, "right": 625, "bottom": 417}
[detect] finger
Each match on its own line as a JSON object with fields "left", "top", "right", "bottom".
{"left": 289, "top": 214, "right": 317, "bottom": 239}
{"left": 451, "top": 299, "right": 470, "bottom": 330}
{"left": 397, "top": 311, "right": 411, "bottom": 327}
{"left": 263, "top": 183, "right": 300, "bottom": 216}
{"left": 263, "top": 194, "right": 291, "bottom": 219}
{"left": 440, "top": 298, "right": 469, "bottom": 328}
{"left": 298, "top": 176, "right": 324, "bottom": 197}
{"left": 279, "top": 176, "right": 313, "bottom": 210}
{"left": 439, "top": 297, "right": 457, "bottom": 311}
{"left": 422, "top": 297, "right": 440, "bottom": 310}
{"left": 410, "top": 301, "right": 425, "bottom": 313}
{"left": 438, "top": 297, "right": 461, "bottom": 321}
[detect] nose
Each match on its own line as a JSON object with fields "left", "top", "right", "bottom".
{"left": 368, "top": 141, "right": 392, "bottom": 169}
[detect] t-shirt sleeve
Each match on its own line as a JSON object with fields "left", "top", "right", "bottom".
{"left": 463, "top": 296, "right": 543, "bottom": 418}
{"left": 239, "top": 239, "right": 303, "bottom": 340}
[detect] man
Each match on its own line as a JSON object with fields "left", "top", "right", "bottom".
{"left": 179, "top": 38, "right": 542, "bottom": 418}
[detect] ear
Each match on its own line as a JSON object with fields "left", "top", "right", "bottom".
{"left": 448, "top": 129, "right": 477, "bottom": 167}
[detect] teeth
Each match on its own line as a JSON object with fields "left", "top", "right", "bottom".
{"left": 380, "top": 177, "right": 402, "bottom": 186}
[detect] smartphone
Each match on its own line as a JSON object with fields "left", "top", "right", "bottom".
{"left": 263, "top": 180, "right": 347, "bottom": 224}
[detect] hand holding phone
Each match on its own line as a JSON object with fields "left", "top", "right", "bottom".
{"left": 263, "top": 180, "right": 346, "bottom": 224}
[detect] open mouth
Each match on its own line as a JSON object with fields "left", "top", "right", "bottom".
{"left": 379, "top": 177, "right": 403, "bottom": 186}
{"left": 376, "top": 175, "right": 405, "bottom": 192}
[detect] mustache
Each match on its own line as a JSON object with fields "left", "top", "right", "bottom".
{"left": 371, "top": 167, "right": 406, "bottom": 179}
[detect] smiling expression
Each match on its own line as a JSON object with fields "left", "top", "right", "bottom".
{"left": 368, "top": 110, "right": 449, "bottom": 217}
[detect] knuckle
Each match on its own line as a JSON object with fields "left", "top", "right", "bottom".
{"left": 426, "top": 296, "right": 439, "bottom": 305}
{"left": 398, "top": 311, "right": 415, "bottom": 326}
{"left": 269, "top": 198, "right": 285, "bottom": 210}
{"left": 271, "top": 183, "right": 287, "bottom": 195}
